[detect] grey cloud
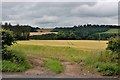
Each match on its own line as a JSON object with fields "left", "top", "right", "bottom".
{"left": 71, "top": 2, "right": 118, "bottom": 17}
{"left": 2, "top": 2, "right": 118, "bottom": 27}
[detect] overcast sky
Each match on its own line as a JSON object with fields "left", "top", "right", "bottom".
{"left": 2, "top": 0, "right": 119, "bottom": 28}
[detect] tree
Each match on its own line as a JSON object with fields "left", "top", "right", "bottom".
{"left": 68, "top": 31, "right": 76, "bottom": 40}
{"left": 4, "top": 22, "right": 8, "bottom": 26}
{"left": 56, "top": 31, "right": 66, "bottom": 40}
{"left": 2, "top": 22, "right": 31, "bottom": 40}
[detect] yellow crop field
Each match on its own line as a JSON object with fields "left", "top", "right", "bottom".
{"left": 30, "top": 32, "right": 58, "bottom": 36}
{"left": 17, "top": 40, "right": 108, "bottom": 50}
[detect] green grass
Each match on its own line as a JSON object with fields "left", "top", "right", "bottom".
{"left": 102, "top": 29, "right": 119, "bottom": 34}
{"left": 83, "top": 50, "right": 118, "bottom": 76}
{"left": 2, "top": 47, "right": 32, "bottom": 72}
{"left": 8, "top": 41, "right": 119, "bottom": 76}
{"left": 2, "top": 60, "right": 26, "bottom": 72}
{"left": 42, "top": 58, "right": 64, "bottom": 73}
{"left": 9, "top": 44, "right": 83, "bottom": 62}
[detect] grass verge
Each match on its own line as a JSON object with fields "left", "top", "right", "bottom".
{"left": 83, "top": 50, "right": 119, "bottom": 76}
{"left": 2, "top": 47, "right": 32, "bottom": 72}
{"left": 2, "top": 60, "right": 26, "bottom": 72}
{"left": 42, "top": 58, "right": 64, "bottom": 74}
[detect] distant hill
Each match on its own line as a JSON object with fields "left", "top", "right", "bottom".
{"left": 101, "top": 29, "right": 119, "bottom": 34}
{"left": 2, "top": 23, "right": 120, "bottom": 40}
{"left": 51, "top": 24, "right": 120, "bottom": 40}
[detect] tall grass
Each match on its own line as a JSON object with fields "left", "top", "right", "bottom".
{"left": 83, "top": 50, "right": 118, "bottom": 76}
{"left": 2, "top": 46, "right": 32, "bottom": 72}
{"left": 9, "top": 44, "right": 82, "bottom": 61}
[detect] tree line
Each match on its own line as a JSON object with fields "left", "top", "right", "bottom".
{"left": 51, "top": 24, "right": 120, "bottom": 40}
{"left": 1, "top": 23, "right": 120, "bottom": 40}
{"left": 1, "top": 22, "right": 40, "bottom": 40}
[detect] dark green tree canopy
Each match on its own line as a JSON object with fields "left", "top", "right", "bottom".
{"left": 0, "top": 29, "right": 16, "bottom": 48}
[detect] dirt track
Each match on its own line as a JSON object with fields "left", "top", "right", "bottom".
{"left": 2, "top": 55, "right": 118, "bottom": 78}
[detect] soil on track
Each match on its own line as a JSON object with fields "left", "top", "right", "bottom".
{"left": 2, "top": 55, "right": 118, "bottom": 78}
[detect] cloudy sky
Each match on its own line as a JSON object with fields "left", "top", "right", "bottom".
{"left": 2, "top": 0, "right": 119, "bottom": 28}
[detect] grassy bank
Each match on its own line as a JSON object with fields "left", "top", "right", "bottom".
{"left": 2, "top": 48, "right": 32, "bottom": 72}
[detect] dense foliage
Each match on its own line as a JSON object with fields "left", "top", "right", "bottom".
{"left": 52, "top": 24, "right": 119, "bottom": 40}
{"left": 1, "top": 29, "right": 15, "bottom": 60}
{"left": 107, "top": 36, "right": 120, "bottom": 52}
{"left": 1, "top": 29, "right": 31, "bottom": 72}
{"left": 2, "top": 22, "right": 31, "bottom": 40}
{"left": 3, "top": 22, "right": 119, "bottom": 40}
{"left": 55, "top": 31, "right": 77, "bottom": 40}
{"left": 0, "top": 29, "right": 15, "bottom": 48}
{"left": 1, "top": 29, "right": 17, "bottom": 63}
{"left": 30, "top": 27, "right": 40, "bottom": 32}
{"left": 31, "top": 24, "right": 119, "bottom": 40}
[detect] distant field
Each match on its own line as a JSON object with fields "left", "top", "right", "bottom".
{"left": 17, "top": 40, "right": 108, "bottom": 50}
{"left": 30, "top": 32, "right": 58, "bottom": 36}
{"left": 102, "top": 29, "right": 119, "bottom": 34}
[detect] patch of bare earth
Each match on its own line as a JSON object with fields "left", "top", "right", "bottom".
{"left": 25, "top": 55, "right": 101, "bottom": 78}
{"left": 58, "top": 61, "right": 100, "bottom": 78}
{"left": 25, "top": 55, "right": 48, "bottom": 75}
{"left": 24, "top": 55, "right": 57, "bottom": 77}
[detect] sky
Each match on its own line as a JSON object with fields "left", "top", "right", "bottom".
{"left": 1, "top": 0, "right": 119, "bottom": 28}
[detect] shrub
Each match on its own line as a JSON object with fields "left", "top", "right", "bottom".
{"left": 98, "top": 50, "right": 118, "bottom": 63}
{"left": 106, "top": 36, "right": 120, "bottom": 52}
{"left": 96, "top": 50, "right": 119, "bottom": 76}
{"left": 96, "top": 62, "right": 118, "bottom": 76}
{"left": 0, "top": 29, "right": 16, "bottom": 48}
{"left": 0, "top": 29, "right": 31, "bottom": 72}
{"left": 0, "top": 29, "right": 16, "bottom": 60}
{"left": 2, "top": 49, "right": 32, "bottom": 72}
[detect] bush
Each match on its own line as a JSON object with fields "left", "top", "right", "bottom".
{"left": 96, "top": 50, "right": 119, "bottom": 76}
{"left": 0, "top": 29, "right": 16, "bottom": 60}
{"left": 0, "top": 29, "right": 31, "bottom": 72}
{"left": 96, "top": 62, "right": 118, "bottom": 76}
{"left": 0, "top": 29, "right": 16, "bottom": 48}
{"left": 106, "top": 36, "right": 120, "bottom": 52}
{"left": 83, "top": 50, "right": 119, "bottom": 76}
{"left": 2, "top": 49, "right": 32, "bottom": 72}
{"left": 98, "top": 50, "right": 118, "bottom": 63}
